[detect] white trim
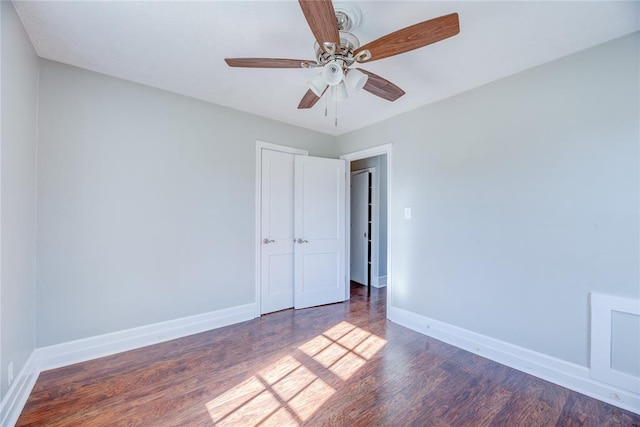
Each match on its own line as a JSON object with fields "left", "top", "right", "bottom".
{"left": 341, "top": 144, "right": 393, "bottom": 161}
{"left": 254, "top": 140, "right": 308, "bottom": 317}
{"left": 256, "top": 140, "right": 308, "bottom": 156}
{"left": 0, "top": 352, "right": 38, "bottom": 427}
{"left": 37, "top": 303, "right": 256, "bottom": 372}
{"left": 372, "top": 275, "right": 387, "bottom": 288}
{"left": 388, "top": 305, "right": 640, "bottom": 415}
{"left": 340, "top": 143, "right": 392, "bottom": 307}
{"left": 590, "top": 293, "right": 640, "bottom": 394}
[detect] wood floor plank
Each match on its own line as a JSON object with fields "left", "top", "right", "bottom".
{"left": 17, "top": 285, "right": 640, "bottom": 426}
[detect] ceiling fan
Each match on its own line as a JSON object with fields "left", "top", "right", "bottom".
{"left": 225, "top": 1, "right": 460, "bottom": 110}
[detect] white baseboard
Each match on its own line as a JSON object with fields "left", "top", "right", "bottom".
{"left": 371, "top": 275, "right": 387, "bottom": 288}
{"left": 388, "top": 305, "right": 640, "bottom": 415}
{"left": 1, "top": 303, "right": 256, "bottom": 425}
{"left": 1, "top": 352, "right": 38, "bottom": 427}
{"left": 37, "top": 303, "right": 256, "bottom": 371}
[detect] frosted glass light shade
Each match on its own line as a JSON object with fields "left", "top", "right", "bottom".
{"left": 331, "top": 81, "right": 348, "bottom": 101}
{"left": 309, "top": 73, "right": 326, "bottom": 97}
{"left": 345, "top": 68, "right": 368, "bottom": 94}
{"left": 322, "top": 61, "right": 344, "bottom": 86}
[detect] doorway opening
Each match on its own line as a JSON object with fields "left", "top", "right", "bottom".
{"left": 341, "top": 144, "right": 392, "bottom": 308}
{"left": 350, "top": 169, "right": 372, "bottom": 287}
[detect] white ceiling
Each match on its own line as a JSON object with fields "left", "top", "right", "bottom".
{"left": 12, "top": 1, "right": 640, "bottom": 136}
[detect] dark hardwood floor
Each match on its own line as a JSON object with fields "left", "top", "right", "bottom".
{"left": 18, "top": 284, "right": 640, "bottom": 426}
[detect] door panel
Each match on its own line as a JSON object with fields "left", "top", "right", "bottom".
{"left": 350, "top": 171, "right": 368, "bottom": 285}
{"left": 294, "top": 156, "right": 346, "bottom": 309}
{"left": 260, "top": 149, "right": 294, "bottom": 314}
{"left": 302, "top": 252, "right": 340, "bottom": 291}
{"left": 266, "top": 253, "right": 294, "bottom": 295}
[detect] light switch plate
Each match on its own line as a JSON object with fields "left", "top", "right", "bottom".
{"left": 404, "top": 207, "right": 412, "bottom": 219}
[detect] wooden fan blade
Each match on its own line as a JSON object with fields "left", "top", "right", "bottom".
{"left": 298, "top": 87, "right": 328, "bottom": 109}
{"left": 225, "top": 58, "right": 316, "bottom": 68}
{"left": 355, "top": 13, "right": 460, "bottom": 63}
{"left": 298, "top": 0, "right": 340, "bottom": 47}
{"left": 358, "top": 69, "right": 405, "bottom": 102}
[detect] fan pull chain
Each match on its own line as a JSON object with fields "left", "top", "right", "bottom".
{"left": 324, "top": 91, "right": 328, "bottom": 117}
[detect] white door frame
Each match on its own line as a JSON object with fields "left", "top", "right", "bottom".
{"left": 350, "top": 167, "right": 377, "bottom": 287}
{"left": 340, "top": 143, "right": 393, "bottom": 312}
{"left": 255, "top": 140, "right": 308, "bottom": 317}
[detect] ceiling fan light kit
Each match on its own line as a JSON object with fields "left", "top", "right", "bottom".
{"left": 309, "top": 73, "right": 328, "bottom": 97}
{"left": 345, "top": 68, "right": 368, "bottom": 94}
{"left": 321, "top": 60, "right": 344, "bottom": 86}
{"left": 225, "top": 0, "right": 460, "bottom": 112}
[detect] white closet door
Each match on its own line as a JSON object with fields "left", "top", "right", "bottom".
{"left": 260, "top": 149, "right": 295, "bottom": 314}
{"left": 293, "top": 155, "right": 346, "bottom": 309}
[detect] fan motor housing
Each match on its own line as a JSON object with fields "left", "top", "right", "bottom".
{"left": 312, "top": 3, "right": 364, "bottom": 69}
{"left": 314, "top": 31, "right": 360, "bottom": 66}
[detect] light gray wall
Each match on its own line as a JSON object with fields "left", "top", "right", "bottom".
{"left": 337, "top": 33, "right": 639, "bottom": 367}
{"left": 351, "top": 155, "right": 387, "bottom": 277}
{"left": 0, "top": 0, "right": 39, "bottom": 399}
{"left": 36, "top": 60, "right": 336, "bottom": 347}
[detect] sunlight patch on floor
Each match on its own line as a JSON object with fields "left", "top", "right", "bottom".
{"left": 300, "top": 321, "right": 387, "bottom": 380}
{"left": 206, "top": 321, "right": 386, "bottom": 426}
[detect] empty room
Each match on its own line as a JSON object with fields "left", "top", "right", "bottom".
{"left": 1, "top": 0, "right": 639, "bottom": 425}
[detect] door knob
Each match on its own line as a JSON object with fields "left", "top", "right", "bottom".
{"left": 263, "top": 238, "right": 275, "bottom": 244}
{"left": 296, "top": 238, "right": 309, "bottom": 244}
